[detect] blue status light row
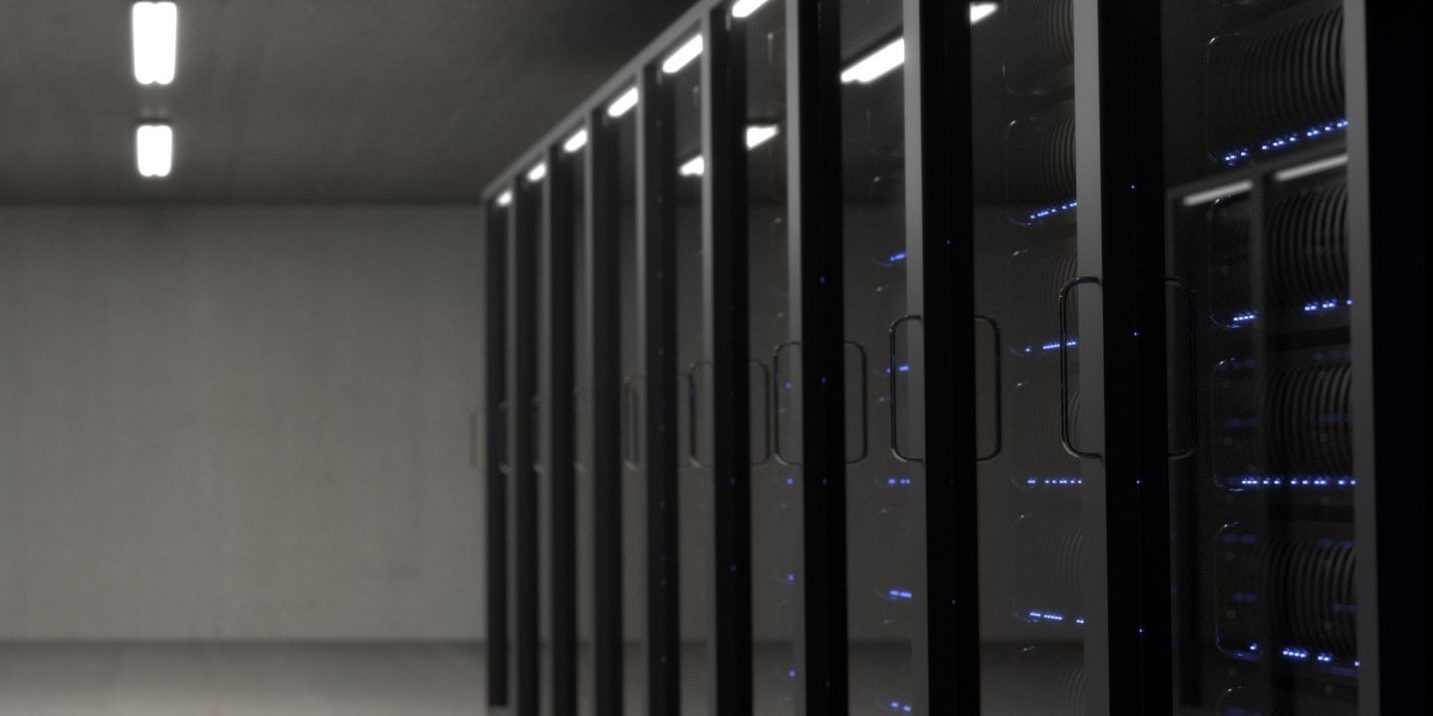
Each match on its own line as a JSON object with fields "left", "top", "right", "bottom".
{"left": 1220, "top": 119, "right": 1349, "bottom": 166}
{"left": 1025, "top": 609, "right": 1087, "bottom": 627}
{"left": 1025, "top": 200, "right": 1078, "bottom": 223}
{"left": 1229, "top": 475, "right": 1356, "bottom": 489}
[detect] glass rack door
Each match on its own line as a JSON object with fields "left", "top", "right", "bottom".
{"left": 1161, "top": 0, "right": 1359, "bottom": 713}
{"left": 966, "top": 0, "right": 1095, "bottom": 711}
{"left": 735, "top": 0, "right": 799, "bottom": 711}
{"left": 837, "top": 1, "right": 921, "bottom": 711}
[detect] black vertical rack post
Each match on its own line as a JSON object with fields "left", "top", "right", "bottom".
{"left": 787, "top": 0, "right": 848, "bottom": 713}
{"left": 702, "top": 6, "right": 754, "bottom": 715}
{"left": 512, "top": 172, "right": 543, "bottom": 716}
{"left": 485, "top": 197, "right": 511, "bottom": 712}
{"left": 588, "top": 102, "right": 625, "bottom": 716}
{"left": 1347, "top": 0, "right": 1429, "bottom": 712}
{"left": 637, "top": 60, "right": 681, "bottom": 716}
{"left": 547, "top": 138, "right": 579, "bottom": 716}
{"left": 905, "top": 0, "right": 978, "bottom": 712}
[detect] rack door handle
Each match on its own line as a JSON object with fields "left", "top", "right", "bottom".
{"left": 974, "top": 315, "right": 1003, "bottom": 462}
{"left": 845, "top": 340, "right": 870, "bottom": 465}
{"left": 751, "top": 359, "right": 774, "bottom": 467}
{"left": 685, "top": 360, "right": 711, "bottom": 469}
{"left": 1166, "top": 278, "right": 1199, "bottom": 460}
{"left": 888, "top": 315, "right": 923, "bottom": 464}
{"left": 1058, "top": 276, "right": 1102, "bottom": 459}
{"left": 772, "top": 341, "right": 800, "bottom": 467}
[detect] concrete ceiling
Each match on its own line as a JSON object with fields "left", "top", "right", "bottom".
{"left": 0, "top": 0, "right": 690, "bottom": 204}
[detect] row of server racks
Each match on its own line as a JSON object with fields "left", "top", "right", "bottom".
{"left": 481, "top": 0, "right": 1427, "bottom": 713}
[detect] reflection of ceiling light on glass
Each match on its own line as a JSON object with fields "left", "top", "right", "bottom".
{"left": 746, "top": 124, "right": 779, "bottom": 149}
{"left": 679, "top": 156, "right": 705, "bottom": 178}
{"left": 607, "top": 86, "right": 639, "bottom": 118}
{"left": 970, "top": 2, "right": 999, "bottom": 24}
{"left": 496, "top": 190, "right": 513, "bottom": 207}
{"left": 840, "top": 38, "right": 904, "bottom": 84}
{"left": 136, "top": 123, "right": 173, "bottom": 178}
{"left": 132, "top": 2, "right": 178, "bottom": 85}
{"left": 662, "top": 35, "right": 703, "bottom": 74}
{"left": 526, "top": 162, "right": 548, "bottom": 183}
{"left": 731, "top": 0, "right": 771, "bottom": 19}
{"left": 563, "top": 129, "right": 589, "bottom": 153}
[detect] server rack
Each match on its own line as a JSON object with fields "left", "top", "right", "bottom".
{"left": 479, "top": 0, "right": 1427, "bottom": 713}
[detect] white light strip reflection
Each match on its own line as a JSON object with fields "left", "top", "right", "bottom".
{"left": 970, "top": 2, "right": 999, "bottom": 24}
{"left": 607, "top": 86, "right": 640, "bottom": 118}
{"left": 1274, "top": 154, "right": 1349, "bottom": 183}
{"left": 662, "top": 35, "right": 704, "bottom": 74}
{"left": 496, "top": 190, "right": 513, "bottom": 207}
{"left": 746, "top": 124, "right": 779, "bottom": 149}
{"left": 1180, "top": 180, "right": 1253, "bottom": 207}
{"left": 563, "top": 129, "right": 589, "bottom": 154}
{"left": 526, "top": 162, "right": 548, "bottom": 183}
{"left": 679, "top": 156, "right": 705, "bottom": 178}
{"left": 841, "top": 38, "right": 904, "bottom": 84}
{"left": 136, "top": 123, "right": 173, "bottom": 178}
{"left": 731, "top": 0, "right": 771, "bottom": 19}
{"left": 132, "top": 2, "right": 178, "bottom": 85}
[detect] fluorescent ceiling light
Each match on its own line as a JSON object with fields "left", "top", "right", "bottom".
{"left": 136, "top": 123, "right": 173, "bottom": 178}
{"left": 970, "top": 2, "right": 999, "bottom": 24}
{"left": 731, "top": 0, "right": 772, "bottom": 19}
{"left": 841, "top": 38, "right": 904, "bottom": 84}
{"left": 496, "top": 190, "right": 513, "bottom": 207}
{"left": 607, "top": 86, "right": 639, "bottom": 118}
{"left": 132, "top": 1, "right": 178, "bottom": 85}
{"left": 1180, "top": 180, "right": 1252, "bottom": 207}
{"left": 1274, "top": 154, "right": 1348, "bottom": 182}
{"left": 746, "top": 124, "right": 779, "bottom": 149}
{"left": 679, "top": 156, "right": 705, "bottom": 178}
{"left": 526, "top": 162, "right": 548, "bottom": 183}
{"left": 662, "top": 35, "right": 703, "bottom": 74}
{"left": 563, "top": 129, "right": 589, "bottom": 153}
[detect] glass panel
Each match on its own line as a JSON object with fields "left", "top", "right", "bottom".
{"left": 659, "top": 28, "right": 714, "bottom": 714}
{"left": 570, "top": 143, "right": 596, "bottom": 716}
{"left": 1162, "top": 0, "right": 1356, "bottom": 713}
{"left": 838, "top": 1, "right": 916, "bottom": 711}
{"left": 486, "top": 198, "right": 511, "bottom": 709}
{"left": 737, "top": 0, "right": 798, "bottom": 711}
{"left": 968, "top": 0, "right": 1089, "bottom": 711}
{"left": 612, "top": 87, "right": 645, "bottom": 713}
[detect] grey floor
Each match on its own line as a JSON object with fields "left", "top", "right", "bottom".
{"left": 0, "top": 644, "right": 486, "bottom": 715}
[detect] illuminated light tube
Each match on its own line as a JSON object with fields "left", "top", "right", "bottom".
{"left": 970, "top": 2, "right": 999, "bottom": 23}
{"left": 132, "top": 1, "right": 178, "bottom": 85}
{"left": 731, "top": 0, "right": 772, "bottom": 19}
{"left": 841, "top": 38, "right": 905, "bottom": 85}
{"left": 607, "top": 86, "right": 640, "bottom": 118}
{"left": 496, "top": 190, "right": 513, "bottom": 207}
{"left": 135, "top": 123, "right": 173, "bottom": 178}
{"left": 526, "top": 162, "right": 548, "bottom": 183}
{"left": 1181, "top": 180, "right": 1254, "bottom": 207}
{"left": 1275, "top": 154, "right": 1349, "bottom": 182}
{"left": 563, "top": 128, "right": 589, "bottom": 154}
{"left": 746, "top": 124, "right": 779, "bottom": 149}
{"left": 679, "top": 156, "right": 705, "bottom": 178}
{"left": 662, "top": 34, "right": 704, "bottom": 75}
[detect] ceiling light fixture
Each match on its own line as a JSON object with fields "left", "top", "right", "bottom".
{"left": 496, "top": 190, "right": 513, "bottom": 207}
{"left": 679, "top": 156, "right": 705, "bottom": 178}
{"left": 132, "top": 1, "right": 178, "bottom": 85}
{"left": 136, "top": 123, "right": 173, "bottom": 178}
{"left": 526, "top": 162, "right": 548, "bottom": 183}
{"left": 662, "top": 35, "right": 704, "bottom": 74}
{"left": 564, "top": 129, "right": 589, "bottom": 153}
{"left": 731, "top": 0, "right": 772, "bottom": 19}
{"left": 841, "top": 38, "right": 905, "bottom": 85}
{"left": 970, "top": 2, "right": 999, "bottom": 24}
{"left": 607, "top": 86, "right": 640, "bottom": 118}
{"left": 746, "top": 124, "right": 779, "bottom": 149}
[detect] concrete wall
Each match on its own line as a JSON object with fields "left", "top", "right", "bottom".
{"left": 0, "top": 206, "right": 485, "bottom": 641}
